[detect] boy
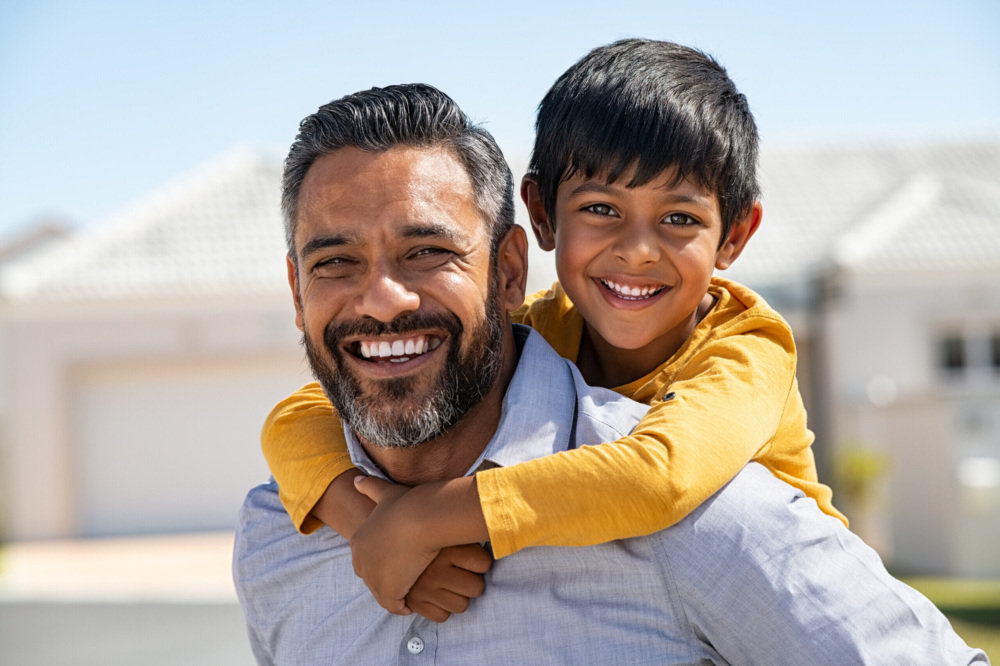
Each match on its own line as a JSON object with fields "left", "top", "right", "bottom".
{"left": 264, "top": 38, "right": 846, "bottom": 620}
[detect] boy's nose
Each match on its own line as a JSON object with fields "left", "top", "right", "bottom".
{"left": 613, "top": 222, "right": 661, "bottom": 266}
{"left": 353, "top": 269, "right": 421, "bottom": 322}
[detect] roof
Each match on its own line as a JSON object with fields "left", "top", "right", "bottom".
{"left": 0, "top": 146, "right": 287, "bottom": 302}
{"left": 726, "top": 139, "right": 1000, "bottom": 292}
{"left": 4, "top": 140, "right": 997, "bottom": 304}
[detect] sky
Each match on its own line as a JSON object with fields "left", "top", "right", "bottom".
{"left": 0, "top": 0, "right": 997, "bottom": 241}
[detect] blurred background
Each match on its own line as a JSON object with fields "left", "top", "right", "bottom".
{"left": 1, "top": 0, "right": 998, "bottom": 663}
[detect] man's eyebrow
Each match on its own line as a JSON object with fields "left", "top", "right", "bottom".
{"left": 398, "top": 222, "right": 463, "bottom": 243}
{"left": 299, "top": 232, "right": 358, "bottom": 261}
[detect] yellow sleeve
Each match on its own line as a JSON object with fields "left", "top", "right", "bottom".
{"left": 477, "top": 321, "right": 844, "bottom": 558}
{"left": 261, "top": 382, "right": 355, "bottom": 534}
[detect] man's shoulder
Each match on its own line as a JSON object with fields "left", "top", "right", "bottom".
{"left": 649, "top": 462, "right": 821, "bottom": 546}
{"left": 564, "top": 355, "right": 650, "bottom": 446}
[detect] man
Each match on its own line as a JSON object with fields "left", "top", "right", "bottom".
{"left": 234, "top": 83, "right": 986, "bottom": 664}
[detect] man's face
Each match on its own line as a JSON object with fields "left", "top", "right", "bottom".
{"left": 288, "top": 146, "right": 505, "bottom": 449}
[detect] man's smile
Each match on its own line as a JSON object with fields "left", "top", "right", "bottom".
{"left": 352, "top": 335, "right": 445, "bottom": 362}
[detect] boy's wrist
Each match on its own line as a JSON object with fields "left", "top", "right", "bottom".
{"left": 407, "top": 476, "right": 489, "bottom": 550}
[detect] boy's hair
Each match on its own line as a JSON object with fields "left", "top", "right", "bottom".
{"left": 529, "top": 39, "right": 760, "bottom": 243}
{"left": 282, "top": 83, "right": 514, "bottom": 262}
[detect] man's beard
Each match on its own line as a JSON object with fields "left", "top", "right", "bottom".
{"left": 303, "top": 283, "right": 505, "bottom": 449}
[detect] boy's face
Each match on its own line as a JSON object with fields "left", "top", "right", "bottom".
{"left": 526, "top": 166, "right": 758, "bottom": 363}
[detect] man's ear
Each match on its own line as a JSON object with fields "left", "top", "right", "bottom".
{"left": 716, "top": 201, "right": 762, "bottom": 270}
{"left": 520, "top": 175, "right": 555, "bottom": 251}
{"left": 286, "top": 255, "right": 305, "bottom": 331}
{"left": 495, "top": 224, "right": 529, "bottom": 314}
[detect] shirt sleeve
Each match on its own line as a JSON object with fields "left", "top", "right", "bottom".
{"left": 664, "top": 464, "right": 988, "bottom": 665}
{"left": 260, "top": 382, "right": 355, "bottom": 534}
{"left": 477, "top": 319, "right": 824, "bottom": 558}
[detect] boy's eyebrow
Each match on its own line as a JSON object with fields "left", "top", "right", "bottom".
{"left": 568, "top": 180, "right": 714, "bottom": 207}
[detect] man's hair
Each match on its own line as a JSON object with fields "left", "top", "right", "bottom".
{"left": 282, "top": 83, "right": 515, "bottom": 260}
{"left": 529, "top": 39, "right": 760, "bottom": 242}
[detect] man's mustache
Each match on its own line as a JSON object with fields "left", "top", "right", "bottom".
{"left": 323, "top": 311, "right": 464, "bottom": 352}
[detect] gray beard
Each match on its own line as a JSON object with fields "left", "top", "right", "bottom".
{"left": 303, "top": 283, "right": 505, "bottom": 450}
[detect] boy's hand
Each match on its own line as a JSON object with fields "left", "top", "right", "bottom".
{"left": 406, "top": 544, "right": 491, "bottom": 623}
{"left": 351, "top": 474, "right": 492, "bottom": 620}
{"left": 350, "top": 476, "right": 427, "bottom": 615}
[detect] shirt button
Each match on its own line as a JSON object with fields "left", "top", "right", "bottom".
{"left": 407, "top": 637, "right": 424, "bottom": 655}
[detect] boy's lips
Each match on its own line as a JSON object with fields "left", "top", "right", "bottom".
{"left": 597, "top": 277, "right": 668, "bottom": 301}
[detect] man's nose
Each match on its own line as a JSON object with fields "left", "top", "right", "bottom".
{"left": 613, "top": 221, "right": 661, "bottom": 266}
{"left": 353, "top": 269, "right": 421, "bottom": 322}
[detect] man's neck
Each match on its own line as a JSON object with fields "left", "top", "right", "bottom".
{"left": 358, "top": 325, "right": 521, "bottom": 487}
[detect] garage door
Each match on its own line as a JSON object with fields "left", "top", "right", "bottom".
{"left": 73, "top": 355, "right": 314, "bottom": 536}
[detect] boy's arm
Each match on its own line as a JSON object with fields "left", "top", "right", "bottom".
{"left": 264, "top": 385, "right": 491, "bottom": 622}
{"left": 478, "top": 321, "right": 844, "bottom": 559}
{"left": 261, "top": 382, "right": 361, "bottom": 534}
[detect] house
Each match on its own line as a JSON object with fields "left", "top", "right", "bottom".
{"left": 726, "top": 139, "right": 1000, "bottom": 576}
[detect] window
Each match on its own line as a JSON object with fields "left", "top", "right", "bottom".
{"left": 938, "top": 335, "right": 965, "bottom": 373}
{"left": 937, "top": 328, "right": 1000, "bottom": 382}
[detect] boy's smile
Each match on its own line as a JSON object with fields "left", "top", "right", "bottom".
{"left": 525, "top": 166, "right": 759, "bottom": 387}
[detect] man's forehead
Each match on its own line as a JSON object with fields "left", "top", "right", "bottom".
{"left": 301, "top": 145, "right": 471, "bottom": 201}
{"left": 294, "top": 145, "right": 483, "bottom": 248}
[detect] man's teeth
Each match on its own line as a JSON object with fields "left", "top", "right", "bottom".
{"left": 602, "top": 280, "right": 664, "bottom": 299}
{"left": 359, "top": 336, "right": 442, "bottom": 361}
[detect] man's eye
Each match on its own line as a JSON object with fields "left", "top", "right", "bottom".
{"left": 411, "top": 247, "right": 451, "bottom": 259}
{"left": 312, "top": 256, "right": 353, "bottom": 273}
{"left": 583, "top": 203, "right": 615, "bottom": 216}
{"left": 664, "top": 213, "right": 698, "bottom": 226}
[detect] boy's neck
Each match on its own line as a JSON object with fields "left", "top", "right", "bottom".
{"left": 576, "top": 292, "right": 716, "bottom": 389}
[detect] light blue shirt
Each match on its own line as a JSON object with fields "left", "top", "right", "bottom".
{"left": 234, "top": 326, "right": 986, "bottom": 665}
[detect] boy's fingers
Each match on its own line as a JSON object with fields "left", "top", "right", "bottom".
{"left": 445, "top": 544, "right": 493, "bottom": 574}
{"left": 353, "top": 475, "right": 405, "bottom": 505}
{"left": 378, "top": 595, "right": 411, "bottom": 615}
{"left": 439, "top": 567, "right": 485, "bottom": 600}
{"left": 408, "top": 600, "right": 453, "bottom": 624}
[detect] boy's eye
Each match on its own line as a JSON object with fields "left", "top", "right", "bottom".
{"left": 663, "top": 213, "right": 698, "bottom": 226}
{"left": 583, "top": 203, "right": 616, "bottom": 216}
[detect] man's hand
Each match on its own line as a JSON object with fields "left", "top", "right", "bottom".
{"left": 351, "top": 475, "right": 492, "bottom": 621}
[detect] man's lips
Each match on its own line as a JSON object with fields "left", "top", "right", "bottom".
{"left": 598, "top": 278, "right": 668, "bottom": 301}
{"left": 349, "top": 334, "right": 444, "bottom": 363}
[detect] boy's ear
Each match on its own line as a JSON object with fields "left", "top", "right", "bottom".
{"left": 495, "top": 224, "right": 529, "bottom": 313}
{"left": 520, "top": 175, "right": 555, "bottom": 251}
{"left": 286, "top": 255, "right": 305, "bottom": 331}
{"left": 716, "top": 201, "right": 762, "bottom": 270}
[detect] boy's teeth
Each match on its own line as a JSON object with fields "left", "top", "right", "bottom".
{"left": 603, "top": 279, "right": 663, "bottom": 300}
{"left": 358, "top": 335, "right": 441, "bottom": 360}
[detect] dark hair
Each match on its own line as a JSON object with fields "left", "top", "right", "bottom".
{"left": 282, "top": 83, "right": 514, "bottom": 260}
{"left": 529, "top": 39, "right": 760, "bottom": 243}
